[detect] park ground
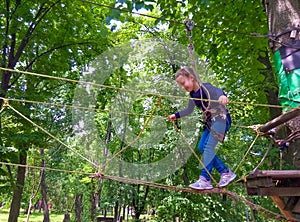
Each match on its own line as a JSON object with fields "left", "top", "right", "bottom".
{"left": 0, "top": 208, "right": 64, "bottom": 222}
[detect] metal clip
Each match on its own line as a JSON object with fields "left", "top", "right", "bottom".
{"left": 290, "top": 29, "right": 297, "bottom": 39}
{"left": 184, "top": 19, "right": 194, "bottom": 32}
{"left": 184, "top": 19, "right": 194, "bottom": 39}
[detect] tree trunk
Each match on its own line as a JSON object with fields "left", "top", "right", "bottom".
{"left": 40, "top": 148, "right": 50, "bottom": 222}
{"left": 133, "top": 185, "right": 150, "bottom": 221}
{"left": 114, "top": 201, "right": 119, "bottom": 222}
{"left": 75, "top": 194, "right": 83, "bottom": 222}
{"left": 63, "top": 213, "right": 71, "bottom": 222}
{"left": 265, "top": 0, "right": 300, "bottom": 168}
{"left": 8, "top": 152, "right": 27, "bottom": 222}
{"left": 91, "top": 179, "right": 97, "bottom": 222}
{"left": 266, "top": 0, "right": 300, "bottom": 52}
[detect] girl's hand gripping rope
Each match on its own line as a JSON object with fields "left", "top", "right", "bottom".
{"left": 218, "top": 95, "right": 229, "bottom": 105}
{"left": 167, "top": 114, "right": 176, "bottom": 121}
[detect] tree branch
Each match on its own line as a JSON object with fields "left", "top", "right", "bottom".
{"left": 258, "top": 108, "right": 300, "bottom": 133}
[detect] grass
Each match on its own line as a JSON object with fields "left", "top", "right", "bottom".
{"left": 0, "top": 208, "right": 65, "bottom": 222}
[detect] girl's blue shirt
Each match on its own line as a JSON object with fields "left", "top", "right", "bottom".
{"left": 175, "top": 83, "right": 231, "bottom": 125}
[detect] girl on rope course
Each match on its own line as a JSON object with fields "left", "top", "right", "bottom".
{"left": 167, "top": 66, "right": 236, "bottom": 190}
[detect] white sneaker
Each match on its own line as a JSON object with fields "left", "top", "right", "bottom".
{"left": 218, "top": 169, "right": 236, "bottom": 187}
{"left": 189, "top": 176, "right": 213, "bottom": 190}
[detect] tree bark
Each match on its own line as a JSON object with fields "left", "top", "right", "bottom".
{"left": 91, "top": 179, "right": 97, "bottom": 222}
{"left": 40, "top": 148, "right": 50, "bottom": 222}
{"left": 266, "top": 0, "right": 300, "bottom": 52}
{"left": 133, "top": 185, "right": 150, "bottom": 221}
{"left": 114, "top": 201, "right": 119, "bottom": 222}
{"left": 8, "top": 152, "right": 27, "bottom": 222}
{"left": 75, "top": 194, "right": 83, "bottom": 222}
{"left": 265, "top": 0, "right": 300, "bottom": 168}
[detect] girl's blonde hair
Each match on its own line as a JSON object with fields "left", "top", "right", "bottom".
{"left": 175, "top": 66, "right": 210, "bottom": 110}
{"left": 175, "top": 66, "right": 202, "bottom": 85}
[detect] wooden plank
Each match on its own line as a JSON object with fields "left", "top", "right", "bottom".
{"left": 249, "top": 170, "right": 300, "bottom": 179}
{"left": 246, "top": 187, "right": 260, "bottom": 195}
{"left": 251, "top": 187, "right": 300, "bottom": 196}
{"left": 246, "top": 177, "right": 273, "bottom": 188}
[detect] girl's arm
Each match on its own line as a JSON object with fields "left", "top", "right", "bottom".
{"left": 204, "top": 83, "right": 229, "bottom": 105}
{"left": 167, "top": 99, "right": 195, "bottom": 121}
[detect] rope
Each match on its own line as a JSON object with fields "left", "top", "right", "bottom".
{"left": 98, "top": 95, "right": 160, "bottom": 172}
{"left": 1, "top": 97, "right": 295, "bottom": 221}
{"left": 233, "top": 133, "right": 260, "bottom": 174}
{"left": 99, "top": 94, "right": 216, "bottom": 184}
{"left": 0, "top": 161, "right": 90, "bottom": 176}
{"left": 0, "top": 96, "right": 151, "bottom": 118}
{"left": 6, "top": 102, "right": 99, "bottom": 169}
{"left": 1, "top": 68, "right": 295, "bottom": 183}
{"left": 3, "top": 90, "right": 268, "bottom": 188}
{"left": 0, "top": 96, "right": 288, "bottom": 135}
{"left": 158, "top": 96, "right": 218, "bottom": 185}
{"left": 0, "top": 67, "right": 295, "bottom": 110}
{"left": 1, "top": 68, "right": 296, "bottom": 179}
{"left": 0, "top": 160, "right": 285, "bottom": 221}
{"left": 1, "top": 68, "right": 298, "bottom": 220}
{"left": 89, "top": 173, "right": 285, "bottom": 221}
{"left": 252, "top": 143, "right": 273, "bottom": 172}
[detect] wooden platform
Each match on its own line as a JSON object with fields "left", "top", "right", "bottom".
{"left": 246, "top": 170, "right": 300, "bottom": 196}
{"left": 246, "top": 170, "right": 300, "bottom": 220}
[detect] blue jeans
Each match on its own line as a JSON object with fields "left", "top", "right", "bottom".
{"left": 198, "top": 120, "right": 231, "bottom": 180}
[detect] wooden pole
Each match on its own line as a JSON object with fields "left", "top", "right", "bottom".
{"left": 271, "top": 196, "right": 296, "bottom": 222}
{"left": 258, "top": 108, "right": 300, "bottom": 133}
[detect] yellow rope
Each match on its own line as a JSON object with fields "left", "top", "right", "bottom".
{"left": 0, "top": 160, "right": 285, "bottom": 221}
{"left": 98, "top": 95, "right": 160, "bottom": 172}
{"left": 0, "top": 96, "right": 151, "bottom": 118}
{"left": 0, "top": 96, "right": 280, "bottom": 132}
{"left": 6, "top": 102, "right": 99, "bottom": 169}
{"left": 233, "top": 133, "right": 260, "bottom": 174}
{"left": 2, "top": 67, "right": 298, "bottom": 211}
{"left": 158, "top": 97, "right": 218, "bottom": 185}
{"left": 2, "top": 93, "right": 267, "bottom": 184}
{"left": 0, "top": 67, "right": 295, "bottom": 110}
{"left": 0, "top": 161, "right": 90, "bottom": 175}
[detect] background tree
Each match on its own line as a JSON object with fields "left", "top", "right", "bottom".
{"left": 1, "top": 0, "right": 111, "bottom": 221}
{"left": 1, "top": 0, "right": 299, "bottom": 221}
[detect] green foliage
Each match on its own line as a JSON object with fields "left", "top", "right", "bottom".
{"left": 0, "top": 0, "right": 290, "bottom": 221}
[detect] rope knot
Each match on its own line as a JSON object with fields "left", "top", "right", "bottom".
{"left": 89, "top": 172, "right": 104, "bottom": 179}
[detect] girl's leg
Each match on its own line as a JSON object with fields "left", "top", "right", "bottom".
{"left": 189, "top": 128, "right": 214, "bottom": 190}
{"left": 198, "top": 121, "right": 229, "bottom": 179}
{"left": 211, "top": 120, "right": 236, "bottom": 187}
{"left": 190, "top": 121, "right": 234, "bottom": 189}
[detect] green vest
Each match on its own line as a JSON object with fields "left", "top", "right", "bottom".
{"left": 274, "top": 50, "right": 300, "bottom": 111}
